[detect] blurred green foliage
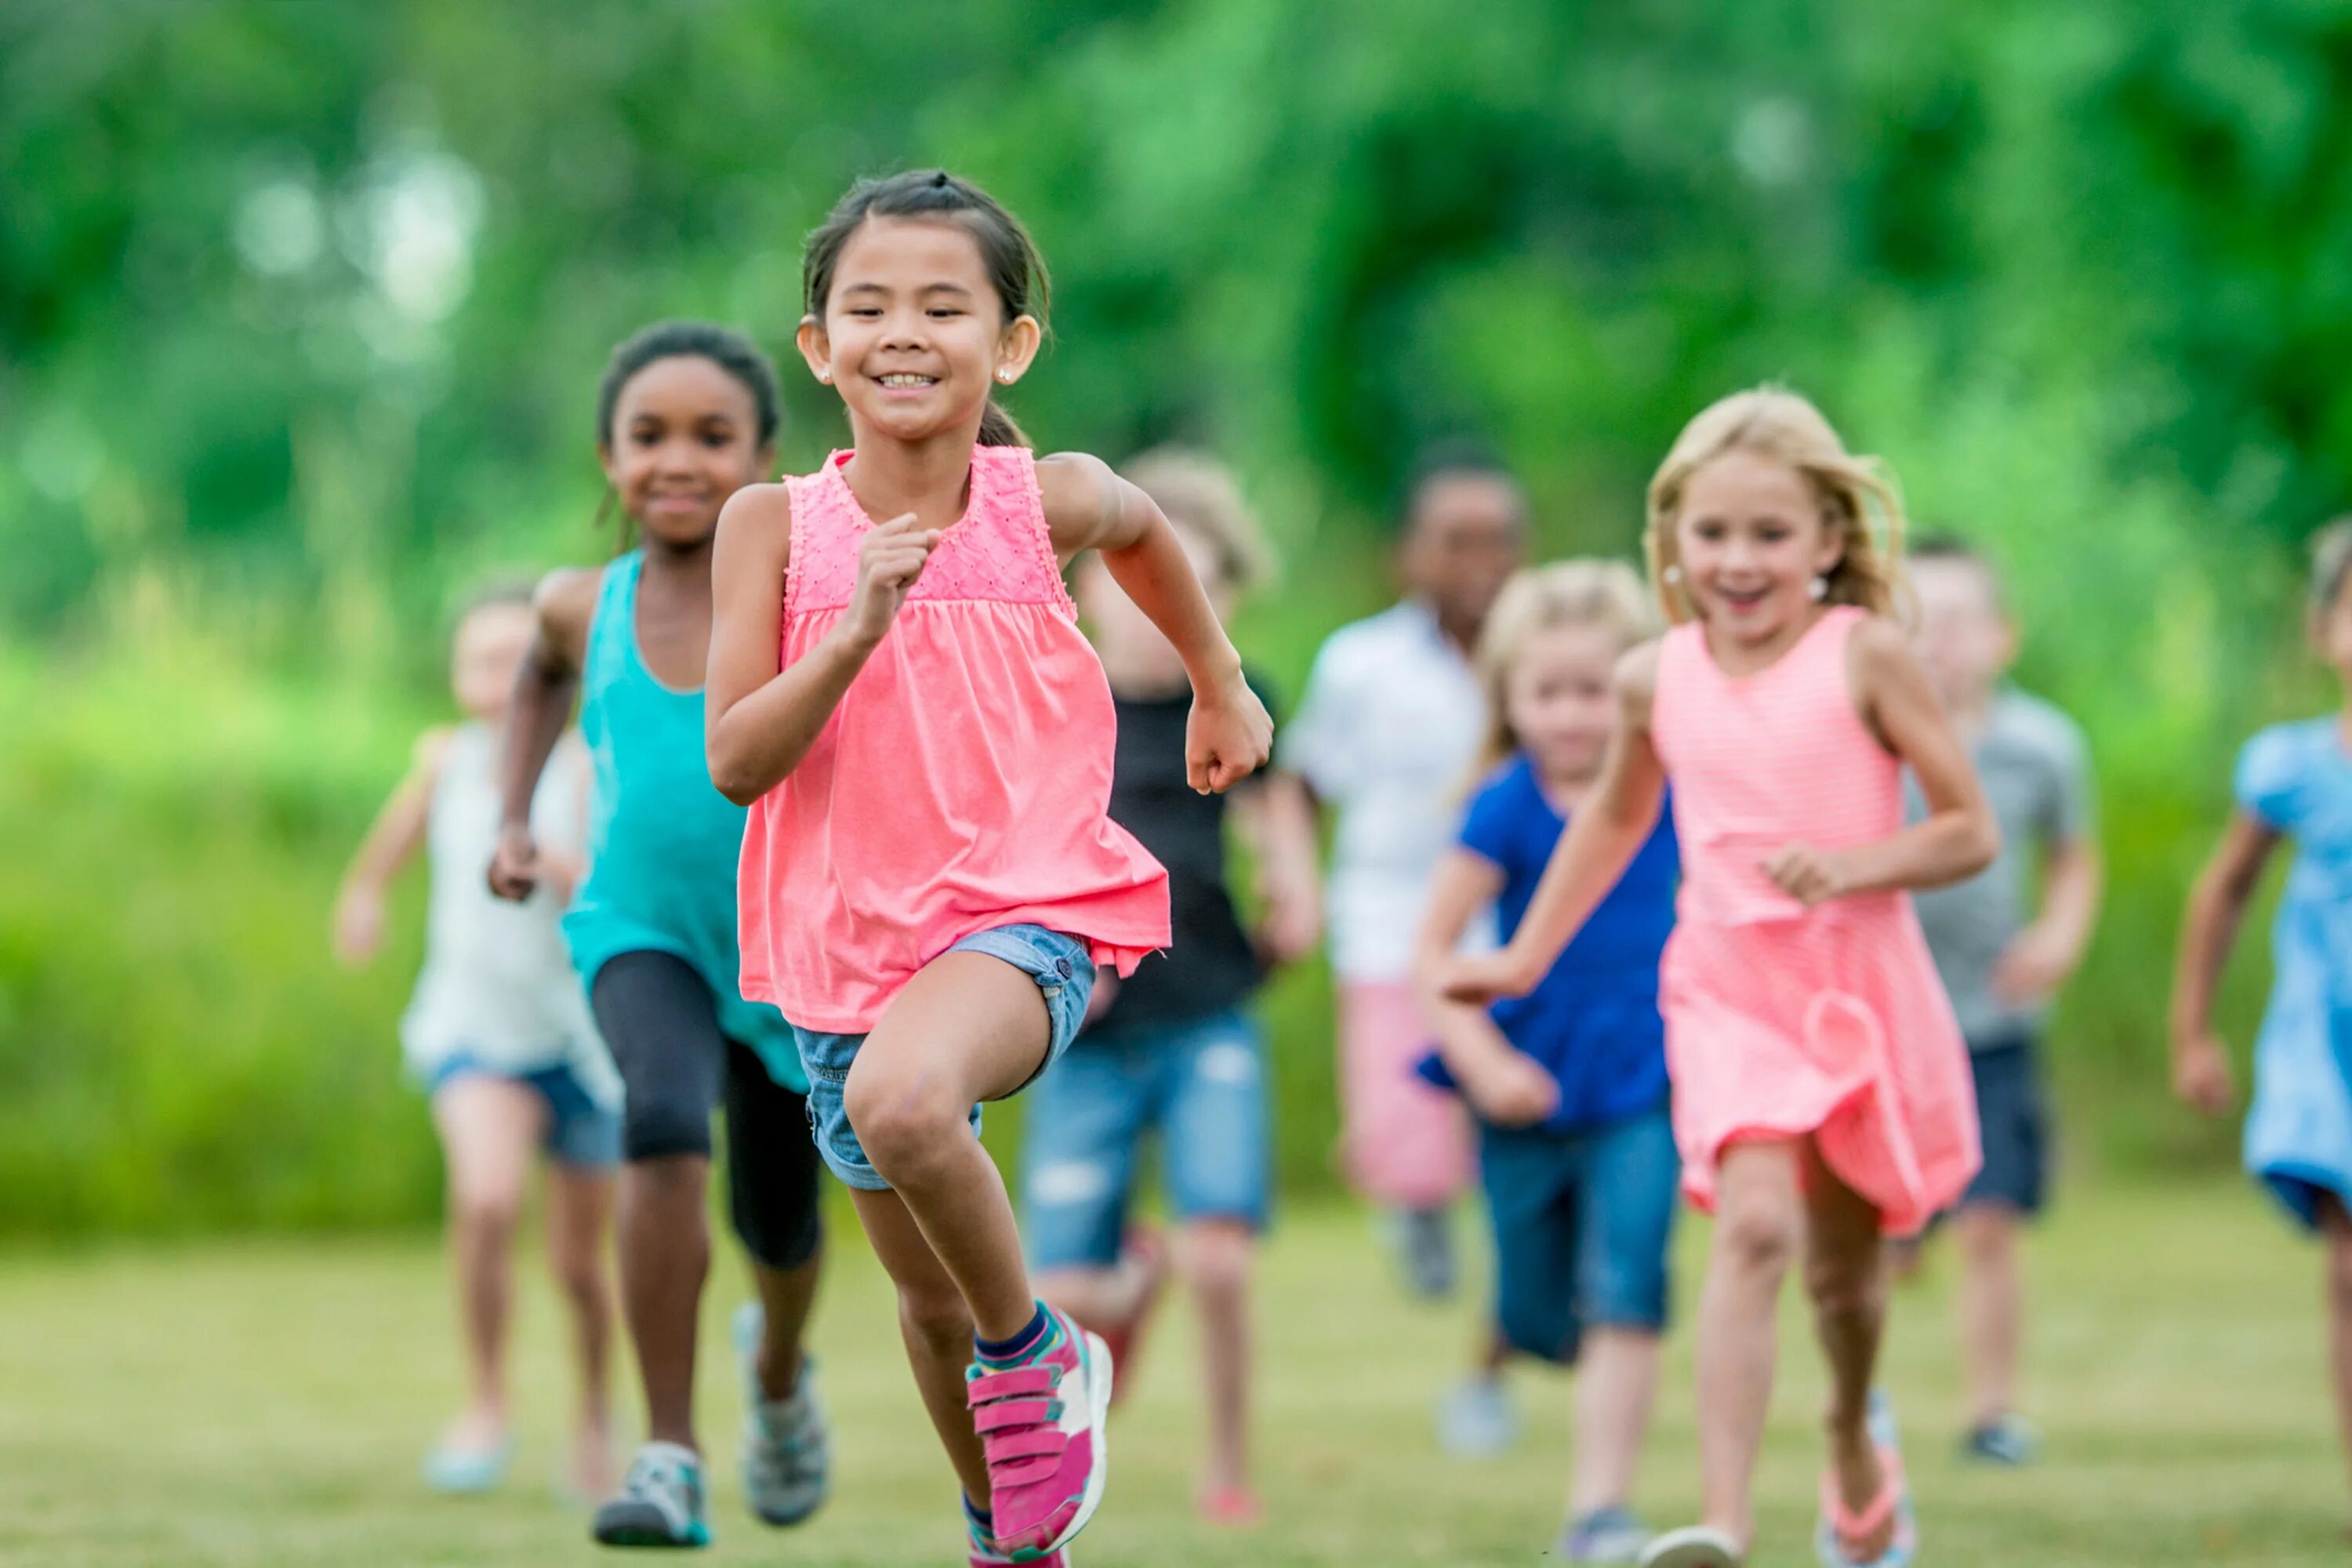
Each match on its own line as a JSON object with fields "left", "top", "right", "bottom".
{"left": 3, "top": 0, "right": 2350, "bottom": 1232}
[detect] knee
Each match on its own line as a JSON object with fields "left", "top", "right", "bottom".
{"left": 551, "top": 1247, "right": 607, "bottom": 1306}
{"left": 1183, "top": 1222, "right": 1254, "bottom": 1303}
{"left": 1715, "top": 1200, "right": 1799, "bottom": 1279}
{"left": 844, "top": 1063, "right": 965, "bottom": 1181}
{"left": 450, "top": 1183, "right": 523, "bottom": 1240}
{"left": 1804, "top": 1243, "right": 1886, "bottom": 1318}
{"left": 898, "top": 1285, "right": 975, "bottom": 1354}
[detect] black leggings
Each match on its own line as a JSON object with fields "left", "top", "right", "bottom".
{"left": 590, "top": 950, "right": 823, "bottom": 1272}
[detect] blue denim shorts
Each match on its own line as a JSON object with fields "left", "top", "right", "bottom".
{"left": 791, "top": 924, "right": 1096, "bottom": 1192}
{"left": 426, "top": 1055, "right": 624, "bottom": 1170}
{"left": 1022, "top": 1007, "right": 1272, "bottom": 1270}
{"left": 1480, "top": 1105, "right": 1679, "bottom": 1363}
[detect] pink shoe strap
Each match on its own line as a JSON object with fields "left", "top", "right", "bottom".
{"left": 973, "top": 1397, "right": 1057, "bottom": 1433}
{"left": 1820, "top": 1443, "right": 1907, "bottom": 1542}
{"left": 966, "top": 1364, "right": 1057, "bottom": 1404}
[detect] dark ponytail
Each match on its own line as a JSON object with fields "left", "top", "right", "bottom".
{"left": 802, "top": 169, "right": 1047, "bottom": 449}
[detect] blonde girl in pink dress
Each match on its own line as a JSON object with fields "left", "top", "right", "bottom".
{"left": 705, "top": 171, "right": 1272, "bottom": 1568}
{"left": 1446, "top": 388, "right": 1994, "bottom": 1568}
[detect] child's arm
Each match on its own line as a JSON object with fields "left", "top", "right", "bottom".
{"left": 1039, "top": 455, "right": 1272, "bottom": 793}
{"left": 1763, "top": 619, "right": 1999, "bottom": 905}
{"left": 2169, "top": 812, "right": 2279, "bottom": 1116}
{"left": 1993, "top": 837, "right": 2103, "bottom": 1005}
{"left": 1442, "top": 644, "right": 1668, "bottom": 1004}
{"left": 332, "top": 728, "right": 450, "bottom": 966}
{"left": 1412, "top": 848, "right": 1559, "bottom": 1127}
{"left": 488, "top": 568, "right": 598, "bottom": 901}
{"left": 705, "top": 485, "right": 944, "bottom": 804}
{"left": 1230, "top": 769, "right": 1323, "bottom": 967}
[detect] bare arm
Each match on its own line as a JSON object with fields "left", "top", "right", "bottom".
{"left": 332, "top": 728, "right": 449, "bottom": 965}
{"left": 705, "top": 484, "right": 943, "bottom": 805}
{"left": 1992, "top": 837, "right": 2104, "bottom": 1004}
{"left": 1229, "top": 769, "right": 1323, "bottom": 967}
{"left": 487, "top": 568, "right": 597, "bottom": 901}
{"left": 2169, "top": 811, "right": 2280, "bottom": 1115}
{"left": 1443, "top": 644, "right": 1668, "bottom": 1002}
{"left": 1040, "top": 454, "right": 1271, "bottom": 793}
{"left": 1412, "top": 848, "right": 1557, "bottom": 1127}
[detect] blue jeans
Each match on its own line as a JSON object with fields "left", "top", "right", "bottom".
{"left": 791, "top": 924, "right": 1096, "bottom": 1192}
{"left": 1480, "top": 1105, "right": 1679, "bottom": 1364}
{"left": 426, "top": 1056, "right": 623, "bottom": 1169}
{"left": 1022, "top": 1007, "right": 1272, "bottom": 1270}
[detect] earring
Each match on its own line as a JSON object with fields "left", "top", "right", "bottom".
{"left": 818, "top": 369, "right": 832, "bottom": 383}
{"left": 996, "top": 369, "right": 1013, "bottom": 384}
{"left": 1661, "top": 566, "right": 1685, "bottom": 585}
{"left": 1808, "top": 575, "right": 1828, "bottom": 601}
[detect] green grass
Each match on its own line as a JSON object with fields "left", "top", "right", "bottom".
{"left": 0, "top": 1180, "right": 2345, "bottom": 1566}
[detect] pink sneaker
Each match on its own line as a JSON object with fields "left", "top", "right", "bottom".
{"left": 965, "top": 1309, "right": 1113, "bottom": 1560}
{"left": 968, "top": 1521, "right": 1069, "bottom": 1568}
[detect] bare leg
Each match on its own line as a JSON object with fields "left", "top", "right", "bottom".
{"left": 1691, "top": 1139, "right": 1802, "bottom": 1545}
{"left": 843, "top": 950, "right": 1057, "bottom": 1342}
{"left": 750, "top": 1250, "right": 824, "bottom": 1401}
{"left": 546, "top": 1160, "right": 619, "bottom": 1496}
{"left": 1568, "top": 1327, "right": 1661, "bottom": 1519}
{"left": 1801, "top": 1139, "right": 1894, "bottom": 1560}
{"left": 848, "top": 1185, "right": 990, "bottom": 1504}
{"left": 1035, "top": 1261, "right": 1155, "bottom": 1334}
{"left": 2318, "top": 1196, "right": 2352, "bottom": 1510}
{"left": 431, "top": 1077, "right": 544, "bottom": 1450}
{"left": 1954, "top": 1203, "right": 2023, "bottom": 1428}
{"left": 1183, "top": 1219, "right": 1255, "bottom": 1497}
{"left": 617, "top": 1154, "right": 712, "bottom": 1451}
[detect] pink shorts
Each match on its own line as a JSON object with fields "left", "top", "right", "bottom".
{"left": 1336, "top": 980, "right": 1472, "bottom": 1209}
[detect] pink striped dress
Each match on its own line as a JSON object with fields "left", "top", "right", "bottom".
{"left": 737, "top": 447, "right": 1171, "bottom": 1033}
{"left": 1650, "top": 605, "right": 1980, "bottom": 1235}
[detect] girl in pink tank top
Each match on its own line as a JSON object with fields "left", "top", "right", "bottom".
{"left": 1444, "top": 389, "right": 1996, "bottom": 1568}
{"left": 705, "top": 172, "right": 1270, "bottom": 1568}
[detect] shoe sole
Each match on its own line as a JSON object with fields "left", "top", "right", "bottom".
{"left": 1016, "top": 1330, "right": 1114, "bottom": 1563}
{"left": 1641, "top": 1527, "right": 1740, "bottom": 1567}
{"left": 592, "top": 1524, "right": 710, "bottom": 1549}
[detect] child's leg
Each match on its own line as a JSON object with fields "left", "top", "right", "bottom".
{"left": 590, "top": 952, "right": 731, "bottom": 1456}
{"left": 1183, "top": 1218, "right": 1256, "bottom": 1497}
{"left": 724, "top": 1040, "right": 826, "bottom": 1400}
{"left": 841, "top": 949, "right": 1062, "bottom": 1341}
{"left": 545, "top": 1157, "right": 618, "bottom": 1492}
{"left": 1566, "top": 1109, "right": 1677, "bottom": 1520}
{"left": 2318, "top": 1195, "right": 2352, "bottom": 1506}
{"left": 430, "top": 1073, "right": 546, "bottom": 1446}
{"left": 848, "top": 1185, "right": 990, "bottom": 1504}
{"left": 1799, "top": 1138, "right": 1894, "bottom": 1557}
{"left": 1691, "top": 1138, "right": 1805, "bottom": 1544}
{"left": 1025, "top": 1033, "right": 1152, "bottom": 1334}
{"left": 1954, "top": 1203, "right": 2022, "bottom": 1427}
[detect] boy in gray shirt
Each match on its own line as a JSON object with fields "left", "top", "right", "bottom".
{"left": 1906, "top": 535, "right": 2103, "bottom": 1468}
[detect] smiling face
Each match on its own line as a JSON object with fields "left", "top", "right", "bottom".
{"left": 798, "top": 214, "right": 1040, "bottom": 445}
{"left": 1672, "top": 448, "right": 1845, "bottom": 648}
{"left": 597, "top": 354, "right": 770, "bottom": 550}
{"left": 1504, "top": 621, "right": 1624, "bottom": 785}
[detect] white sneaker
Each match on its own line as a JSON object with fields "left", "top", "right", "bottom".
{"left": 732, "top": 1301, "right": 829, "bottom": 1526}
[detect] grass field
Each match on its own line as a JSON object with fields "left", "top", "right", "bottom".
{"left": 0, "top": 1179, "right": 2343, "bottom": 1567}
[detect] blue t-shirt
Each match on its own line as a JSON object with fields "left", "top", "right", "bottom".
{"left": 1440, "top": 753, "right": 1678, "bottom": 1133}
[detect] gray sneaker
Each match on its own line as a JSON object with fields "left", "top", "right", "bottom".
{"left": 1395, "top": 1205, "right": 1457, "bottom": 1300}
{"left": 1564, "top": 1505, "right": 1652, "bottom": 1563}
{"left": 732, "top": 1302, "right": 830, "bottom": 1526}
{"left": 1436, "top": 1374, "right": 1517, "bottom": 1457}
{"left": 592, "top": 1441, "right": 710, "bottom": 1548}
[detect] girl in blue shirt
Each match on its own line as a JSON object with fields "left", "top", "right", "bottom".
{"left": 1413, "top": 561, "right": 1680, "bottom": 1566}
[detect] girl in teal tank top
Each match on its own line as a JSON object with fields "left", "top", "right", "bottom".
{"left": 567, "top": 550, "right": 799, "bottom": 1082}
{"left": 488, "top": 323, "right": 831, "bottom": 1548}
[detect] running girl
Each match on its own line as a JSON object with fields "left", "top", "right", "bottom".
{"left": 1445, "top": 387, "right": 1994, "bottom": 1568}
{"left": 2172, "top": 517, "right": 2352, "bottom": 1526}
{"left": 1412, "top": 561, "right": 1679, "bottom": 1565}
{"left": 489, "top": 322, "right": 830, "bottom": 1549}
{"left": 334, "top": 582, "right": 619, "bottom": 1501}
{"left": 705, "top": 170, "right": 1272, "bottom": 1567}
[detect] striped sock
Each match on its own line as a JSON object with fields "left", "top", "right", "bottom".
{"left": 975, "top": 1302, "right": 1056, "bottom": 1369}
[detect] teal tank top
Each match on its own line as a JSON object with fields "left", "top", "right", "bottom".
{"left": 563, "top": 553, "right": 805, "bottom": 1090}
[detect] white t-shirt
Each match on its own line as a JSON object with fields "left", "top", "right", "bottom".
{"left": 1282, "top": 600, "right": 1492, "bottom": 982}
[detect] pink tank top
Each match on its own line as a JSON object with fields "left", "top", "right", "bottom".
{"left": 738, "top": 446, "right": 1171, "bottom": 1032}
{"left": 1650, "top": 606, "right": 1900, "bottom": 927}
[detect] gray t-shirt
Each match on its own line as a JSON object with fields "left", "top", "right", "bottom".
{"left": 1904, "top": 690, "right": 2096, "bottom": 1048}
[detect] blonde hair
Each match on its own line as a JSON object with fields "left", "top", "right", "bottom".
{"left": 1644, "top": 385, "right": 1908, "bottom": 625}
{"left": 1120, "top": 447, "right": 1274, "bottom": 596}
{"left": 1471, "top": 560, "right": 1658, "bottom": 777}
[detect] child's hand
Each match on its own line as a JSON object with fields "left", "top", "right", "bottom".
{"left": 486, "top": 823, "right": 542, "bottom": 902}
{"left": 2172, "top": 1035, "right": 2235, "bottom": 1117}
{"left": 1439, "top": 950, "right": 1538, "bottom": 1007}
{"left": 331, "top": 886, "right": 384, "bottom": 967}
{"left": 1186, "top": 670, "right": 1273, "bottom": 794}
{"left": 1253, "top": 866, "right": 1323, "bottom": 969}
{"left": 1761, "top": 844, "right": 1857, "bottom": 906}
{"left": 843, "top": 513, "right": 941, "bottom": 648}
{"left": 1463, "top": 1047, "right": 1559, "bottom": 1129}
{"left": 1993, "top": 921, "right": 2078, "bottom": 1007}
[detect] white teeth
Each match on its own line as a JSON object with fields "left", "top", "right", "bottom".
{"left": 878, "top": 374, "right": 936, "bottom": 387}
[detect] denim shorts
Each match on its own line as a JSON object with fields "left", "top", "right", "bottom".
{"left": 426, "top": 1055, "right": 624, "bottom": 1170}
{"left": 1022, "top": 1007, "right": 1271, "bottom": 1270}
{"left": 1480, "top": 1105, "right": 1679, "bottom": 1363}
{"left": 1958, "top": 1030, "right": 2049, "bottom": 1216}
{"left": 791, "top": 924, "right": 1096, "bottom": 1192}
